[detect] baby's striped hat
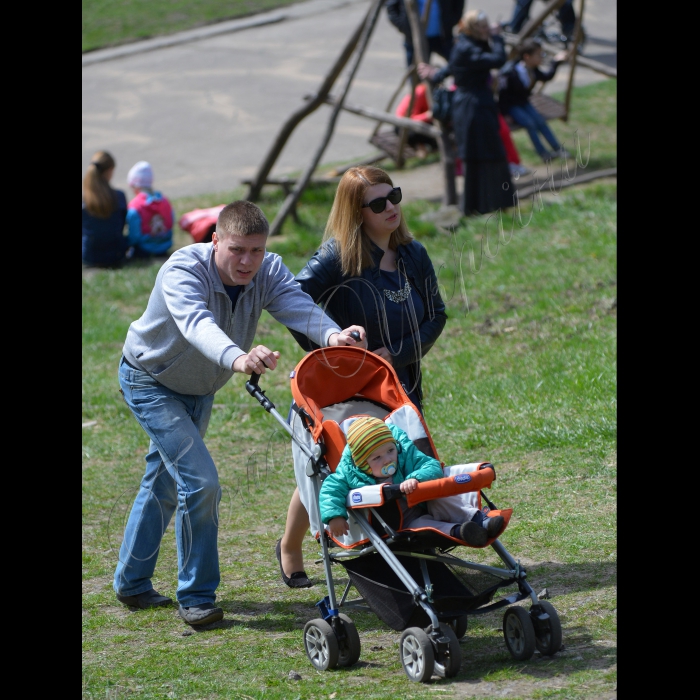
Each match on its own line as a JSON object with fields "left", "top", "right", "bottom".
{"left": 346, "top": 416, "right": 395, "bottom": 474}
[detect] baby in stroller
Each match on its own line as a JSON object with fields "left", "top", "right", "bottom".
{"left": 321, "top": 416, "right": 505, "bottom": 547}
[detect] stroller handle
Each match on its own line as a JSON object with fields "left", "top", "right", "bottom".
{"left": 245, "top": 366, "right": 276, "bottom": 412}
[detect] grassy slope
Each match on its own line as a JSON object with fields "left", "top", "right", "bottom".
{"left": 83, "top": 81, "right": 616, "bottom": 699}
{"left": 82, "top": 0, "right": 305, "bottom": 52}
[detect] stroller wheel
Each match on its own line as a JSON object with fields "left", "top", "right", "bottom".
{"left": 304, "top": 618, "right": 340, "bottom": 670}
{"left": 335, "top": 614, "right": 361, "bottom": 667}
{"left": 400, "top": 627, "right": 435, "bottom": 683}
{"left": 530, "top": 600, "right": 563, "bottom": 656}
{"left": 503, "top": 606, "right": 536, "bottom": 661}
{"left": 448, "top": 614, "right": 468, "bottom": 640}
{"left": 431, "top": 624, "right": 462, "bottom": 678}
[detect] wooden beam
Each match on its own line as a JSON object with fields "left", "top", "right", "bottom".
{"left": 515, "top": 166, "right": 616, "bottom": 200}
{"left": 405, "top": 0, "right": 457, "bottom": 205}
{"left": 563, "top": 0, "right": 586, "bottom": 120}
{"left": 245, "top": 6, "right": 368, "bottom": 202}
{"left": 315, "top": 94, "right": 442, "bottom": 138}
{"left": 268, "top": 0, "right": 384, "bottom": 236}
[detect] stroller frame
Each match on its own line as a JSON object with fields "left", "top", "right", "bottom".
{"left": 246, "top": 347, "right": 562, "bottom": 682}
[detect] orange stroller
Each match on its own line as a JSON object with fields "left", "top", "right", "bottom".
{"left": 246, "top": 346, "right": 562, "bottom": 682}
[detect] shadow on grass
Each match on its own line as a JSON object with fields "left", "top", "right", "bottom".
{"left": 207, "top": 560, "right": 615, "bottom": 630}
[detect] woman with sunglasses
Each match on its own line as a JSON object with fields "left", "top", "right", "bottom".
{"left": 275, "top": 165, "right": 447, "bottom": 588}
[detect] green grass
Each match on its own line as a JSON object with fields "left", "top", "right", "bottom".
{"left": 83, "top": 81, "right": 616, "bottom": 699}
{"left": 82, "top": 0, "right": 306, "bottom": 52}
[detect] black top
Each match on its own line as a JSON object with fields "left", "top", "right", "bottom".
{"left": 497, "top": 58, "right": 563, "bottom": 114}
{"left": 289, "top": 238, "right": 447, "bottom": 409}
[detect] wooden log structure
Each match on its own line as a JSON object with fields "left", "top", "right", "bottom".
{"left": 268, "top": 0, "right": 384, "bottom": 236}
{"left": 405, "top": 0, "right": 457, "bottom": 205}
{"left": 312, "top": 94, "right": 442, "bottom": 138}
{"left": 245, "top": 3, "right": 370, "bottom": 202}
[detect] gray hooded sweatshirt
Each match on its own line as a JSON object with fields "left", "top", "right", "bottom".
{"left": 122, "top": 243, "right": 341, "bottom": 396}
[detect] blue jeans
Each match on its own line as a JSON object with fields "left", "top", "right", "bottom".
{"left": 114, "top": 358, "right": 220, "bottom": 607}
{"left": 507, "top": 103, "right": 561, "bottom": 157}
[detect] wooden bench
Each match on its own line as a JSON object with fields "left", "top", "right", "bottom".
{"left": 368, "top": 131, "right": 421, "bottom": 163}
{"left": 370, "top": 93, "right": 566, "bottom": 165}
{"left": 503, "top": 93, "right": 567, "bottom": 131}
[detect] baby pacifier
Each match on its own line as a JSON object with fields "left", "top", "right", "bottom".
{"left": 381, "top": 463, "right": 397, "bottom": 476}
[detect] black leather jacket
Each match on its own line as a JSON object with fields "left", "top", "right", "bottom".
{"left": 289, "top": 238, "right": 448, "bottom": 407}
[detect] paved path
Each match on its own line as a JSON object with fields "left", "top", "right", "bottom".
{"left": 82, "top": 0, "right": 616, "bottom": 201}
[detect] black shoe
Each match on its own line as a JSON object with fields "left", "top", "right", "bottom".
{"left": 116, "top": 588, "right": 173, "bottom": 609}
{"left": 276, "top": 538, "right": 313, "bottom": 588}
{"left": 459, "top": 521, "right": 489, "bottom": 547}
{"left": 484, "top": 515, "right": 505, "bottom": 539}
{"left": 178, "top": 603, "right": 224, "bottom": 626}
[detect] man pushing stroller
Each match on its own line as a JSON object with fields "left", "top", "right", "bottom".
{"left": 320, "top": 417, "right": 504, "bottom": 547}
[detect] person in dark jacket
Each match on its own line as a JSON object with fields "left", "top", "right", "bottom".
{"left": 82, "top": 150, "right": 128, "bottom": 267}
{"left": 498, "top": 39, "right": 570, "bottom": 162}
{"left": 276, "top": 165, "right": 448, "bottom": 588}
{"left": 418, "top": 9, "right": 513, "bottom": 216}
{"left": 386, "top": 0, "right": 464, "bottom": 66}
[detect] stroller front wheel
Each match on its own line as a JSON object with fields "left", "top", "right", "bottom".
{"left": 335, "top": 613, "right": 361, "bottom": 667}
{"left": 503, "top": 606, "right": 536, "bottom": 661}
{"left": 400, "top": 627, "right": 435, "bottom": 682}
{"left": 448, "top": 614, "right": 469, "bottom": 640}
{"left": 530, "top": 600, "right": 563, "bottom": 656}
{"left": 431, "top": 624, "right": 462, "bottom": 678}
{"left": 304, "top": 619, "right": 340, "bottom": 670}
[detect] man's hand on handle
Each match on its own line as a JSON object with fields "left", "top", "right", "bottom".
{"left": 328, "top": 325, "right": 367, "bottom": 348}
{"left": 232, "top": 345, "right": 281, "bottom": 375}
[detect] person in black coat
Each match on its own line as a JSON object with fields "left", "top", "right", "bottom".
{"left": 386, "top": 0, "right": 464, "bottom": 67}
{"left": 418, "top": 9, "right": 513, "bottom": 216}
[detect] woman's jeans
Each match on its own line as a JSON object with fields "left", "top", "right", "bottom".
{"left": 508, "top": 103, "right": 561, "bottom": 157}
{"left": 114, "top": 358, "right": 220, "bottom": 607}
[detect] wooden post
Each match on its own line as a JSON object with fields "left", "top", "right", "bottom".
{"left": 396, "top": 0, "right": 433, "bottom": 168}
{"left": 245, "top": 6, "right": 369, "bottom": 202}
{"left": 405, "top": 0, "right": 457, "bottom": 206}
{"left": 563, "top": 0, "right": 586, "bottom": 121}
{"left": 268, "top": 0, "right": 384, "bottom": 236}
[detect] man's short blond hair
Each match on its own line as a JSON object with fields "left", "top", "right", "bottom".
{"left": 216, "top": 200, "right": 269, "bottom": 238}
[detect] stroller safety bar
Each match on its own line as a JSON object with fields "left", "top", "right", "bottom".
{"left": 344, "top": 466, "right": 496, "bottom": 510}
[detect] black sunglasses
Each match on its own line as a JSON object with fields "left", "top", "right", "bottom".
{"left": 362, "top": 187, "right": 402, "bottom": 214}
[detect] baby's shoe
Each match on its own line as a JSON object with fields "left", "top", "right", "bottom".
{"left": 472, "top": 510, "right": 505, "bottom": 540}
{"left": 458, "top": 520, "right": 488, "bottom": 547}
{"left": 483, "top": 514, "right": 505, "bottom": 539}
